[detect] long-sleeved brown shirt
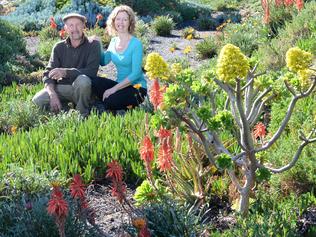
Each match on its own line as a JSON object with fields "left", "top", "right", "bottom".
{"left": 43, "top": 36, "right": 101, "bottom": 85}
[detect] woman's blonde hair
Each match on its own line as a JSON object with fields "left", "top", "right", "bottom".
{"left": 106, "top": 5, "right": 136, "bottom": 36}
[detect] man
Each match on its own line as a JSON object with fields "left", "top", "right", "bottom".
{"left": 32, "top": 13, "right": 101, "bottom": 116}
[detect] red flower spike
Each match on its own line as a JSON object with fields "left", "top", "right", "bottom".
{"left": 261, "top": 0, "right": 270, "bottom": 24}
{"left": 155, "top": 126, "right": 172, "bottom": 139}
{"left": 296, "top": 0, "right": 304, "bottom": 11}
{"left": 59, "top": 29, "right": 66, "bottom": 39}
{"left": 157, "top": 139, "right": 173, "bottom": 172}
{"left": 253, "top": 122, "right": 267, "bottom": 140}
{"left": 106, "top": 160, "right": 123, "bottom": 182}
{"left": 50, "top": 16, "right": 57, "bottom": 29}
{"left": 70, "top": 174, "right": 86, "bottom": 199}
{"left": 284, "top": 0, "right": 294, "bottom": 6}
{"left": 149, "top": 79, "right": 164, "bottom": 111}
{"left": 140, "top": 136, "right": 154, "bottom": 163}
{"left": 47, "top": 185, "right": 68, "bottom": 218}
{"left": 96, "top": 13, "right": 103, "bottom": 21}
{"left": 275, "top": 0, "right": 283, "bottom": 6}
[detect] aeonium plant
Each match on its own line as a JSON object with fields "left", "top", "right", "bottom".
{"left": 141, "top": 45, "right": 316, "bottom": 216}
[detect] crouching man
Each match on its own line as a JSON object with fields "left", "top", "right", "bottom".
{"left": 32, "top": 13, "right": 101, "bottom": 116}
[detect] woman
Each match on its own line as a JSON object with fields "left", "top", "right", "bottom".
{"left": 92, "top": 5, "right": 147, "bottom": 111}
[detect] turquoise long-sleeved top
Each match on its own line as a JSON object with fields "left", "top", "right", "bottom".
{"left": 100, "top": 36, "right": 147, "bottom": 89}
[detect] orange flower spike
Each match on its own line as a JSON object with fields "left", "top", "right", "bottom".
{"left": 157, "top": 140, "right": 173, "bottom": 172}
{"left": 59, "top": 29, "right": 66, "bottom": 39}
{"left": 253, "top": 122, "right": 267, "bottom": 139}
{"left": 274, "top": 0, "right": 283, "bottom": 6}
{"left": 296, "top": 0, "right": 304, "bottom": 11}
{"left": 149, "top": 79, "right": 164, "bottom": 111}
{"left": 140, "top": 136, "right": 154, "bottom": 163}
{"left": 106, "top": 160, "right": 124, "bottom": 182}
{"left": 50, "top": 16, "right": 57, "bottom": 29}
{"left": 47, "top": 185, "right": 68, "bottom": 217}
{"left": 155, "top": 126, "right": 172, "bottom": 139}
{"left": 261, "top": 0, "right": 270, "bottom": 24}
{"left": 132, "top": 217, "right": 146, "bottom": 229}
{"left": 70, "top": 174, "right": 86, "bottom": 199}
{"left": 284, "top": 0, "right": 294, "bottom": 6}
{"left": 96, "top": 13, "right": 103, "bottom": 21}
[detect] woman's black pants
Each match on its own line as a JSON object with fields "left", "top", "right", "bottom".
{"left": 91, "top": 77, "right": 147, "bottom": 110}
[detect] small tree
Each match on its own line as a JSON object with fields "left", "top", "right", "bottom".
{"left": 143, "top": 45, "right": 316, "bottom": 216}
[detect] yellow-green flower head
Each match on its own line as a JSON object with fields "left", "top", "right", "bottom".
{"left": 170, "top": 63, "right": 182, "bottom": 76}
{"left": 145, "top": 52, "right": 170, "bottom": 80}
{"left": 216, "top": 44, "right": 249, "bottom": 83}
{"left": 297, "top": 69, "right": 315, "bottom": 89}
{"left": 286, "top": 47, "right": 312, "bottom": 72}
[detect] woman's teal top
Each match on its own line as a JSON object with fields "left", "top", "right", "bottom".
{"left": 100, "top": 36, "right": 147, "bottom": 89}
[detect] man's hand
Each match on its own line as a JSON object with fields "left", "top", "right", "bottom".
{"left": 49, "top": 68, "right": 67, "bottom": 80}
{"left": 88, "top": 35, "right": 101, "bottom": 43}
{"left": 49, "top": 93, "right": 62, "bottom": 113}
{"left": 102, "top": 87, "right": 117, "bottom": 101}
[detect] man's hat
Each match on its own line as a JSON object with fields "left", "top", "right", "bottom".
{"left": 62, "top": 13, "right": 86, "bottom": 23}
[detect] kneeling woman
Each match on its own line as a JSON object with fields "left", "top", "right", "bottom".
{"left": 92, "top": 5, "right": 147, "bottom": 110}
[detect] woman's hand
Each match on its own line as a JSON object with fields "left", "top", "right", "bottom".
{"left": 102, "top": 87, "right": 117, "bottom": 101}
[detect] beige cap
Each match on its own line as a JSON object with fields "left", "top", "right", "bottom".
{"left": 62, "top": 13, "right": 86, "bottom": 23}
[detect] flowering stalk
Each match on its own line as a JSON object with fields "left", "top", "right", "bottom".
{"left": 47, "top": 185, "right": 68, "bottom": 237}
{"left": 50, "top": 16, "right": 57, "bottom": 29}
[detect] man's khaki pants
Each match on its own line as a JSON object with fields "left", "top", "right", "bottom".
{"left": 32, "top": 75, "right": 91, "bottom": 115}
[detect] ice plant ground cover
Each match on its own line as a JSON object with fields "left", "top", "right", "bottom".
{"left": 0, "top": 0, "right": 316, "bottom": 236}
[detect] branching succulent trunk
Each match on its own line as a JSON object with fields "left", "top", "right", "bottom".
{"left": 176, "top": 69, "right": 316, "bottom": 216}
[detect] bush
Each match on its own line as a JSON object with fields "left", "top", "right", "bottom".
{"left": 220, "top": 17, "right": 268, "bottom": 57}
{"left": 1, "top": 0, "right": 112, "bottom": 31}
{"left": 105, "top": 0, "right": 180, "bottom": 16}
{"left": 255, "top": 1, "right": 316, "bottom": 70}
{"left": 38, "top": 38, "right": 60, "bottom": 61}
{"left": 197, "top": 15, "right": 217, "bottom": 30}
{"left": 134, "top": 20, "right": 154, "bottom": 54}
{"left": 0, "top": 19, "right": 26, "bottom": 84}
{"left": 195, "top": 36, "right": 218, "bottom": 59}
{"left": 86, "top": 26, "right": 111, "bottom": 48}
{"left": 0, "top": 167, "right": 99, "bottom": 237}
{"left": 178, "top": 2, "right": 210, "bottom": 21}
{"left": 1, "top": 0, "right": 56, "bottom": 31}
{"left": 151, "top": 15, "right": 175, "bottom": 36}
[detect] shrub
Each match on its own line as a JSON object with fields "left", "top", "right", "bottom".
{"left": 151, "top": 15, "right": 175, "bottom": 36}
{"left": 85, "top": 26, "right": 111, "bottom": 48}
{"left": 134, "top": 20, "right": 154, "bottom": 54}
{"left": 161, "top": 10, "right": 183, "bottom": 24}
{"left": 182, "top": 27, "right": 198, "bottom": 39}
{"left": 197, "top": 15, "right": 217, "bottom": 30}
{"left": 178, "top": 2, "right": 210, "bottom": 21}
{"left": 256, "top": 1, "right": 316, "bottom": 70}
{"left": 126, "top": 200, "right": 202, "bottom": 236}
{"left": 195, "top": 36, "right": 218, "bottom": 59}
{"left": 39, "top": 26, "right": 60, "bottom": 41}
{"left": 38, "top": 38, "right": 60, "bottom": 61}
{"left": 1, "top": 0, "right": 112, "bottom": 31}
{"left": 220, "top": 17, "right": 268, "bottom": 57}
{"left": 0, "top": 19, "right": 26, "bottom": 84}
{"left": 0, "top": 0, "right": 56, "bottom": 31}
{"left": 105, "top": 0, "right": 180, "bottom": 16}
{"left": 0, "top": 168, "right": 99, "bottom": 237}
